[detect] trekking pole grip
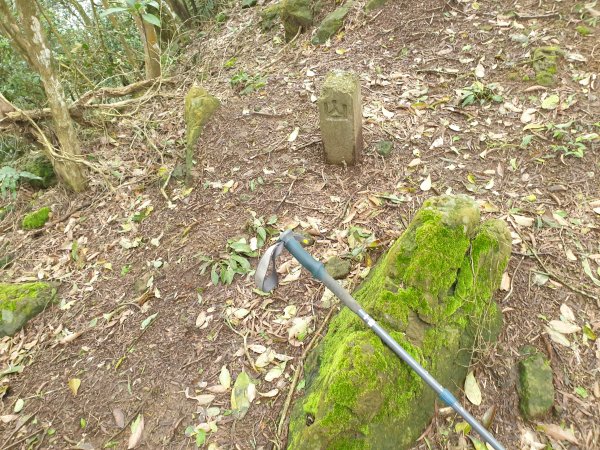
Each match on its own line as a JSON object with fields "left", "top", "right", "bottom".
{"left": 279, "top": 232, "right": 325, "bottom": 280}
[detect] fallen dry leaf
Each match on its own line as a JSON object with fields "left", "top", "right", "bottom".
{"left": 128, "top": 414, "right": 144, "bottom": 449}
{"left": 420, "top": 174, "right": 432, "bottom": 192}
{"left": 68, "top": 378, "right": 81, "bottom": 396}
{"left": 113, "top": 408, "right": 125, "bottom": 428}
{"left": 464, "top": 371, "right": 482, "bottom": 406}
{"left": 537, "top": 423, "right": 579, "bottom": 445}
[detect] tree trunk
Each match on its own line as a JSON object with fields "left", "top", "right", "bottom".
{"left": 0, "top": 0, "right": 88, "bottom": 192}
{"left": 133, "top": 14, "right": 161, "bottom": 79}
{"left": 165, "top": 0, "right": 192, "bottom": 24}
{"left": 62, "top": 0, "right": 93, "bottom": 27}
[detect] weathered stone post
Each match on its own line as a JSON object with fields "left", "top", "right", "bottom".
{"left": 184, "top": 86, "right": 220, "bottom": 186}
{"left": 318, "top": 71, "right": 363, "bottom": 166}
{"left": 288, "top": 195, "right": 511, "bottom": 450}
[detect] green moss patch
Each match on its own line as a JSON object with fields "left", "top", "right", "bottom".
{"left": 288, "top": 195, "right": 511, "bottom": 450}
{"left": 22, "top": 153, "right": 57, "bottom": 189}
{"left": 575, "top": 25, "right": 592, "bottom": 36}
{"left": 260, "top": 3, "right": 281, "bottom": 31}
{"left": 184, "top": 86, "right": 220, "bottom": 184}
{"left": 532, "top": 46, "right": 563, "bottom": 86}
{"left": 0, "top": 282, "right": 56, "bottom": 337}
{"left": 22, "top": 206, "right": 51, "bottom": 230}
{"left": 312, "top": 2, "right": 352, "bottom": 45}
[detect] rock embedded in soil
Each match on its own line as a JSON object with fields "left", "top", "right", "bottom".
{"left": 365, "top": 0, "right": 389, "bottom": 12}
{"left": 288, "top": 195, "right": 511, "bottom": 450}
{"left": 0, "top": 282, "right": 56, "bottom": 337}
{"left": 22, "top": 152, "right": 57, "bottom": 189}
{"left": 312, "top": 2, "right": 353, "bottom": 45}
{"left": 531, "top": 46, "right": 562, "bottom": 86}
{"left": 280, "top": 0, "right": 313, "bottom": 41}
{"left": 517, "top": 346, "right": 555, "bottom": 420}
{"left": 184, "top": 86, "right": 220, "bottom": 185}
{"left": 324, "top": 256, "right": 351, "bottom": 280}
{"left": 22, "top": 206, "right": 51, "bottom": 230}
{"left": 260, "top": 2, "right": 281, "bottom": 31}
{"left": 318, "top": 70, "right": 363, "bottom": 166}
{"left": 375, "top": 140, "right": 394, "bottom": 157}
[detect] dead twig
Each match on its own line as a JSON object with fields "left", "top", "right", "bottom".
{"left": 502, "top": 256, "right": 524, "bottom": 303}
{"left": 509, "top": 221, "right": 599, "bottom": 304}
{"left": 276, "top": 178, "right": 297, "bottom": 211}
{"left": 514, "top": 12, "right": 560, "bottom": 20}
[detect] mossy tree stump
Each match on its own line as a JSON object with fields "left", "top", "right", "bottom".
{"left": 288, "top": 195, "right": 511, "bottom": 450}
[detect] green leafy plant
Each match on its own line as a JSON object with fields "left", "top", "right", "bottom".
{"left": 544, "top": 121, "right": 598, "bottom": 158}
{"left": 102, "top": 0, "right": 161, "bottom": 27}
{"left": 229, "top": 70, "right": 266, "bottom": 95}
{"left": 247, "top": 212, "right": 277, "bottom": 248}
{"left": 223, "top": 57, "right": 237, "bottom": 68}
{"left": 184, "top": 425, "right": 206, "bottom": 447}
{"left": 0, "top": 166, "right": 42, "bottom": 199}
{"left": 457, "top": 81, "right": 503, "bottom": 107}
{"left": 347, "top": 226, "right": 380, "bottom": 260}
{"left": 198, "top": 213, "right": 278, "bottom": 286}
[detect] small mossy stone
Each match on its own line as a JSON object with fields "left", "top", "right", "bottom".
{"left": 532, "top": 46, "right": 562, "bottom": 86}
{"left": 311, "top": 3, "right": 352, "bottom": 45}
{"left": 0, "top": 282, "right": 56, "bottom": 337}
{"left": 280, "top": 0, "right": 313, "bottom": 41}
{"left": 365, "top": 0, "right": 388, "bottom": 12}
{"left": 171, "top": 164, "right": 186, "bottom": 181}
{"left": 241, "top": 0, "right": 257, "bottom": 8}
{"left": 22, "top": 153, "right": 56, "bottom": 189}
{"left": 22, "top": 207, "right": 50, "bottom": 230}
{"left": 375, "top": 140, "right": 394, "bottom": 157}
{"left": 324, "top": 256, "right": 351, "bottom": 279}
{"left": 517, "top": 349, "right": 555, "bottom": 420}
{"left": 260, "top": 3, "right": 281, "bottom": 31}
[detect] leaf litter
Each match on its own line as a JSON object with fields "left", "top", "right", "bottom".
{"left": 2, "top": 0, "right": 600, "bottom": 448}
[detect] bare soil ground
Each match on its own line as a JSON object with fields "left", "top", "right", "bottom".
{"left": 1, "top": 0, "right": 599, "bottom": 449}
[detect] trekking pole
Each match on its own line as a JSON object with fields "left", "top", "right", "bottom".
{"left": 255, "top": 230, "right": 505, "bottom": 450}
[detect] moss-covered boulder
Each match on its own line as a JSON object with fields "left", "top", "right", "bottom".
{"left": 288, "top": 195, "right": 511, "bottom": 450}
{"left": 365, "top": 0, "right": 388, "bottom": 12}
{"left": 517, "top": 347, "right": 554, "bottom": 420}
{"left": 184, "top": 86, "right": 220, "bottom": 185}
{"left": 280, "top": 0, "right": 313, "bottom": 41}
{"left": 21, "top": 153, "right": 57, "bottom": 189}
{"left": 22, "top": 206, "right": 51, "bottom": 230}
{"left": 0, "top": 282, "right": 56, "bottom": 337}
{"left": 260, "top": 2, "right": 281, "bottom": 31}
{"left": 312, "top": 2, "right": 353, "bottom": 45}
{"left": 532, "top": 46, "right": 562, "bottom": 86}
